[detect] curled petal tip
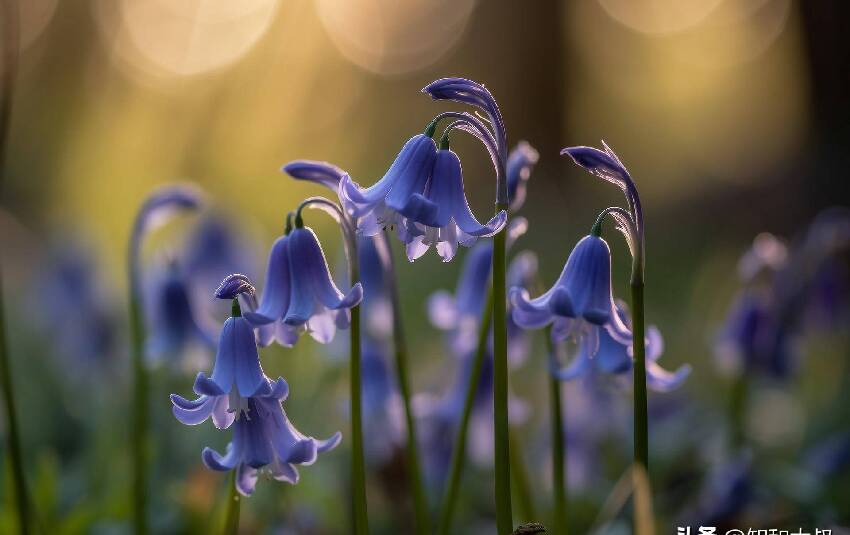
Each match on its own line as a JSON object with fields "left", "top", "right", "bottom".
{"left": 283, "top": 160, "right": 348, "bottom": 193}
{"left": 317, "top": 431, "right": 342, "bottom": 453}
{"left": 215, "top": 273, "right": 255, "bottom": 300}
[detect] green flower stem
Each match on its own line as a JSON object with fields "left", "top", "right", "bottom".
{"left": 729, "top": 372, "right": 749, "bottom": 448}
{"left": 128, "top": 294, "right": 148, "bottom": 534}
{"left": 631, "top": 281, "right": 648, "bottom": 471}
{"left": 436, "top": 289, "right": 494, "bottom": 535}
{"left": 548, "top": 371, "right": 567, "bottom": 535}
{"left": 383, "top": 235, "right": 430, "bottom": 535}
{"left": 0, "top": 274, "right": 30, "bottom": 534}
{"left": 509, "top": 429, "right": 536, "bottom": 523}
{"left": 493, "top": 219, "right": 513, "bottom": 535}
{"left": 0, "top": 3, "right": 28, "bottom": 532}
{"left": 222, "top": 472, "right": 240, "bottom": 535}
{"left": 349, "top": 238, "right": 369, "bottom": 535}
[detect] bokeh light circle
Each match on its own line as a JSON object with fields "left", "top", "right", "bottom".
{"left": 96, "top": 0, "right": 280, "bottom": 77}
{"left": 314, "top": 0, "right": 477, "bottom": 76}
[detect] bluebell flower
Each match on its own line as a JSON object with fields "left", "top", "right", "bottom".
{"left": 339, "top": 140, "right": 506, "bottom": 262}
{"left": 246, "top": 226, "right": 363, "bottom": 345}
{"left": 201, "top": 378, "right": 341, "bottom": 495}
{"left": 144, "top": 262, "right": 216, "bottom": 366}
{"left": 506, "top": 141, "right": 539, "bottom": 213}
{"left": 550, "top": 303, "right": 690, "bottom": 392}
{"left": 715, "top": 289, "right": 794, "bottom": 378}
{"left": 191, "top": 300, "right": 270, "bottom": 401}
{"left": 511, "top": 234, "right": 632, "bottom": 344}
{"left": 172, "top": 277, "right": 342, "bottom": 495}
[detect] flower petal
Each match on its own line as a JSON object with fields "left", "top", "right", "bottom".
{"left": 246, "top": 236, "right": 291, "bottom": 324}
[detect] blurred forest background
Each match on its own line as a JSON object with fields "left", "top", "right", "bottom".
{"left": 0, "top": 0, "right": 849, "bottom": 533}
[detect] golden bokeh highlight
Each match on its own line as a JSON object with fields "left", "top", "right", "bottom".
{"left": 314, "top": 0, "right": 477, "bottom": 76}
{"left": 567, "top": 0, "right": 808, "bottom": 201}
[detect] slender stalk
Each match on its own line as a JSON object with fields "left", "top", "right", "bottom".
{"left": 349, "top": 239, "right": 369, "bottom": 535}
{"left": 631, "top": 282, "right": 648, "bottom": 470}
{"left": 382, "top": 235, "right": 430, "bottom": 535}
{"left": 436, "top": 290, "right": 493, "bottom": 535}
{"left": 729, "top": 372, "right": 748, "bottom": 448}
{"left": 0, "top": 2, "right": 28, "bottom": 532}
{"left": 129, "top": 294, "right": 148, "bottom": 534}
{"left": 492, "top": 220, "right": 513, "bottom": 535}
{"left": 509, "top": 429, "right": 536, "bottom": 523}
{"left": 548, "top": 374, "right": 567, "bottom": 535}
{"left": 222, "top": 472, "right": 240, "bottom": 535}
{"left": 0, "top": 276, "right": 30, "bottom": 534}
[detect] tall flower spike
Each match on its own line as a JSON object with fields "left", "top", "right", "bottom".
{"left": 246, "top": 225, "right": 363, "bottom": 345}
{"left": 202, "top": 381, "right": 342, "bottom": 496}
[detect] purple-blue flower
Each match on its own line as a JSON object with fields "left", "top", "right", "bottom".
{"left": 246, "top": 226, "right": 363, "bottom": 345}
{"left": 715, "top": 289, "right": 793, "bottom": 378}
{"left": 551, "top": 304, "right": 690, "bottom": 392}
{"left": 143, "top": 263, "right": 216, "bottom": 366}
{"left": 338, "top": 140, "right": 506, "bottom": 262}
{"left": 192, "top": 302, "right": 269, "bottom": 400}
{"left": 506, "top": 141, "right": 539, "bottom": 213}
{"left": 510, "top": 235, "right": 632, "bottom": 342}
{"left": 201, "top": 379, "right": 341, "bottom": 496}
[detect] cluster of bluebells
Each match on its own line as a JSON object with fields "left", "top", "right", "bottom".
{"left": 140, "top": 186, "right": 364, "bottom": 495}
{"left": 161, "top": 77, "right": 698, "bottom": 507}
{"left": 715, "top": 208, "right": 850, "bottom": 379}
{"left": 171, "top": 275, "right": 341, "bottom": 495}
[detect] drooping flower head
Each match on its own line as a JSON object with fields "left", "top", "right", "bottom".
{"left": 337, "top": 135, "right": 507, "bottom": 262}
{"left": 511, "top": 234, "right": 631, "bottom": 339}
{"left": 246, "top": 222, "right": 363, "bottom": 346}
{"left": 562, "top": 143, "right": 644, "bottom": 278}
{"left": 171, "top": 274, "right": 341, "bottom": 495}
{"left": 129, "top": 185, "right": 204, "bottom": 299}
